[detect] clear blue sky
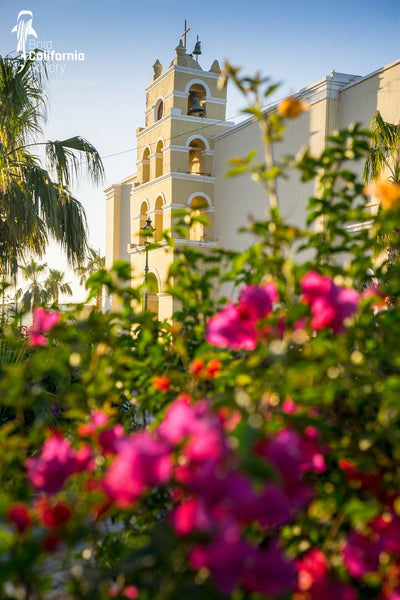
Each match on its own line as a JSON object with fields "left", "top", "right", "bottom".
{"left": 1, "top": 0, "right": 400, "bottom": 299}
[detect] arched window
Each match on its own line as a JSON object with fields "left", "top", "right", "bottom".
{"left": 142, "top": 148, "right": 150, "bottom": 183}
{"left": 155, "top": 140, "right": 163, "bottom": 178}
{"left": 139, "top": 201, "right": 148, "bottom": 240}
{"left": 188, "top": 138, "right": 206, "bottom": 174}
{"left": 154, "top": 99, "right": 164, "bottom": 122}
{"left": 189, "top": 196, "right": 210, "bottom": 241}
{"left": 187, "top": 84, "right": 206, "bottom": 117}
{"left": 154, "top": 195, "right": 164, "bottom": 242}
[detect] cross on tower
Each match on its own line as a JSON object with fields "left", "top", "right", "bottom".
{"left": 180, "top": 19, "right": 190, "bottom": 48}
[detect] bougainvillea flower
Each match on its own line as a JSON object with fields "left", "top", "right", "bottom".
{"left": 189, "top": 526, "right": 250, "bottom": 594}
{"left": 363, "top": 176, "right": 400, "bottom": 210}
{"left": 7, "top": 502, "right": 32, "bottom": 533}
{"left": 36, "top": 498, "right": 72, "bottom": 528}
{"left": 301, "top": 271, "right": 360, "bottom": 333}
{"left": 171, "top": 497, "right": 213, "bottom": 536}
{"left": 28, "top": 307, "right": 60, "bottom": 346}
{"left": 342, "top": 530, "right": 382, "bottom": 578}
{"left": 206, "top": 282, "right": 278, "bottom": 350}
{"left": 295, "top": 548, "right": 329, "bottom": 591}
{"left": 206, "top": 302, "right": 259, "bottom": 350}
{"left": 98, "top": 424, "right": 125, "bottom": 455}
{"left": 239, "top": 283, "right": 278, "bottom": 319}
{"left": 296, "top": 548, "right": 357, "bottom": 599}
{"left": 189, "top": 358, "right": 204, "bottom": 375}
{"left": 103, "top": 431, "right": 172, "bottom": 508}
{"left": 256, "top": 427, "right": 325, "bottom": 510}
{"left": 26, "top": 435, "right": 93, "bottom": 494}
{"left": 242, "top": 542, "right": 296, "bottom": 597}
{"left": 78, "top": 409, "right": 109, "bottom": 436}
{"left": 278, "top": 96, "right": 310, "bottom": 119}
{"left": 152, "top": 376, "right": 171, "bottom": 392}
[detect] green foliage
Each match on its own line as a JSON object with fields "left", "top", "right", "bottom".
{"left": 1, "top": 64, "right": 400, "bottom": 600}
{"left": 0, "top": 54, "right": 104, "bottom": 277}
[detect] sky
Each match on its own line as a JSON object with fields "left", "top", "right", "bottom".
{"left": 1, "top": 0, "right": 400, "bottom": 300}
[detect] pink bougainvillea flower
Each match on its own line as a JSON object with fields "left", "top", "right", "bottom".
{"left": 123, "top": 586, "right": 139, "bottom": 599}
{"left": 206, "top": 302, "right": 259, "bottom": 350}
{"left": 98, "top": 424, "right": 125, "bottom": 455}
{"left": 78, "top": 409, "right": 109, "bottom": 437}
{"left": 103, "top": 431, "right": 172, "bottom": 508}
{"left": 342, "top": 530, "right": 382, "bottom": 578}
{"left": 239, "top": 282, "right": 278, "bottom": 319}
{"left": 301, "top": 271, "right": 359, "bottom": 333}
{"left": 171, "top": 496, "right": 213, "bottom": 536}
{"left": 26, "top": 434, "right": 93, "bottom": 494}
{"left": 295, "top": 548, "right": 329, "bottom": 591}
{"left": 256, "top": 427, "right": 325, "bottom": 511}
{"left": 109, "top": 584, "right": 139, "bottom": 599}
{"left": 28, "top": 307, "right": 60, "bottom": 346}
{"left": 189, "top": 526, "right": 251, "bottom": 594}
{"left": 206, "top": 282, "right": 278, "bottom": 350}
{"left": 7, "top": 502, "right": 32, "bottom": 533}
{"left": 242, "top": 542, "right": 296, "bottom": 597}
{"left": 296, "top": 548, "right": 357, "bottom": 600}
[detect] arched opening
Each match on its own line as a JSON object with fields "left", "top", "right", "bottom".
{"left": 189, "top": 196, "right": 210, "bottom": 241}
{"left": 139, "top": 201, "right": 148, "bottom": 240}
{"left": 155, "top": 140, "right": 163, "bottom": 178}
{"left": 188, "top": 138, "right": 206, "bottom": 174}
{"left": 142, "top": 148, "right": 150, "bottom": 183}
{"left": 154, "top": 196, "right": 164, "bottom": 242}
{"left": 187, "top": 83, "right": 206, "bottom": 117}
{"left": 154, "top": 99, "right": 164, "bottom": 122}
{"left": 146, "top": 272, "right": 159, "bottom": 315}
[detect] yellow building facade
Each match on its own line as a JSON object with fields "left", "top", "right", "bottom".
{"left": 105, "top": 39, "right": 233, "bottom": 317}
{"left": 105, "top": 42, "right": 400, "bottom": 316}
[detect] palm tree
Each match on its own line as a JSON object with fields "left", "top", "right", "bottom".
{"left": 0, "top": 54, "right": 104, "bottom": 278}
{"left": 364, "top": 111, "right": 400, "bottom": 262}
{"left": 76, "top": 247, "right": 105, "bottom": 310}
{"left": 364, "top": 110, "right": 400, "bottom": 184}
{"left": 18, "top": 258, "right": 48, "bottom": 311}
{"left": 44, "top": 269, "right": 73, "bottom": 307}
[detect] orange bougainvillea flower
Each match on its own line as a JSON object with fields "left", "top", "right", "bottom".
{"left": 205, "top": 358, "right": 222, "bottom": 378}
{"left": 278, "top": 96, "right": 310, "bottom": 119}
{"left": 363, "top": 176, "right": 400, "bottom": 210}
{"left": 152, "top": 376, "right": 171, "bottom": 393}
{"left": 189, "top": 358, "right": 204, "bottom": 376}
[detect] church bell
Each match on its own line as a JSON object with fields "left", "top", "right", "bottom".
{"left": 193, "top": 39, "right": 202, "bottom": 56}
{"left": 189, "top": 92, "right": 205, "bottom": 117}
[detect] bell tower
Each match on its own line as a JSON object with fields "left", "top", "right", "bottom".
{"left": 127, "top": 30, "right": 233, "bottom": 319}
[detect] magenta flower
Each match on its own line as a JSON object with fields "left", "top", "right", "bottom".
{"left": 26, "top": 434, "right": 93, "bottom": 494}
{"left": 256, "top": 427, "right": 326, "bottom": 511}
{"left": 28, "top": 307, "right": 60, "bottom": 346}
{"left": 206, "top": 282, "right": 278, "bottom": 350}
{"left": 98, "top": 424, "right": 124, "bottom": 455}
{"left": 242, "top": 542, "right": 296, "bottom": 597}
{"left": 301, "top": 271, "right": 359, "bottom": 333}
{"left": 342, "top": 530, "right": 382, "bottom": 578}
{"left": 171, "top": 497, "right": 212, "bottom": 536}
{"left": 103, "top": 431, "right": 172, "bottom": 508}
{"left": 296, "top": 548, "right": 357, "bottom": 599}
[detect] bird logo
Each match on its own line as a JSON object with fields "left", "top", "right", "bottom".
{"left": 11, "top": 10, "right": 37, "bottom": 68}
